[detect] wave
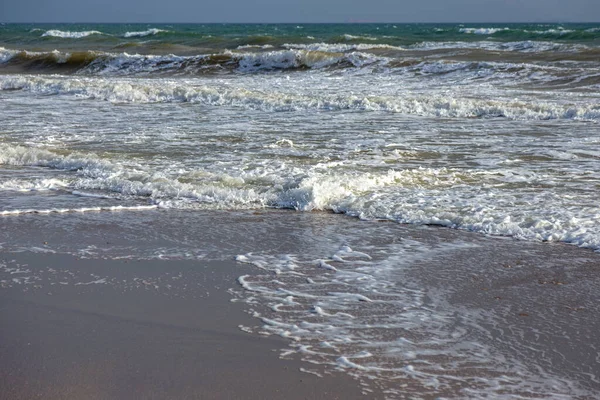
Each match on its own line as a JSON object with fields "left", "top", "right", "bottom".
{"left": 0, "top": 205, "right": 157, "bottom": 216}
{"left": 41, "top": 30, "right": 105, "bottom": 39}
{"left": 0, "top": 47, "right": 384, "bottom": 74}
{"left": 459, "top": 27, "right": 510, "bottom": 35}
{"left": 2, "top": 45, "right": 599, "bottom": 90}
{"left": 0, "top": 47, "right": 17, "bottom": 63}
{"left": 1, "top": 143, "right": 599, "bottom": 250}
{"left": 234, "top": 49, "right": 381, "bottom": 71}
{"left": 457, "top": 26, "right": 600, "bottom": 40}
{"left": 0, "top": 47, "right": 102, "bottom": 72}
{"left": 0, "top": 143, "right": 269, "bottom": 209}
{"left": 0, "top": 143, "right": 118, "bottom": 177}
{"left": 236, "top": 44, "right": 274, "bottom": 50}
{"left": 411, "top": 40, "right": 585, "bottom": 53}
{"left": 0, "top": 178, "right": 69, "bottom": 192}
{"left": 123, "top": 28, "right": 169, "bottom": 38}
{"left": 342, "top": 34, "right": 377, "bottom": 41}
{"left": 3, "top": 43, "right": 600, "bottom": 76}
{"left": 530, "top": 28, "right": 575, "bottom": 35}
{"left": 2, "top": 75, "right": 599, "bottom": 121}
{"left": 282, "top": 42, "right": 404, "bottom": 52}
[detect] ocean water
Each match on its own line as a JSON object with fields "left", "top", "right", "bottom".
{"left": 1, "top": 23, "right": 600, "bottom": 398}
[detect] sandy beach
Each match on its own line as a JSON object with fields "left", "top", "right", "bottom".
{"left": 0, "top": 252, "right": 366, "bottom": 400}
{"left": 1, "top": 210, "right": 599, "bottom": 399}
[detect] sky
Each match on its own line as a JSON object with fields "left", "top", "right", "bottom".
{"left": 1, "top": 0, "right": 600, "bottom": 23}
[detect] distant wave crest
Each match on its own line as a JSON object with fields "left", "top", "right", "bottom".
{"left": 123, "top": 28, "right": 168, "bottom": 38}
{"left": 459, "top": 27, "right": 510, "bottom": 35}
{"left": 41, "top": 30, "right": 104, "bottom": 39}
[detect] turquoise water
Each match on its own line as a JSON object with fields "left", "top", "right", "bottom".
{"left": 2, "top": 23, "right": 600, "bottom": 78}
{"left": 2, "top": 23, "right": 600, "bottom": 50}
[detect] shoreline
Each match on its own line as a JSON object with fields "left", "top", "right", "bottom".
{"left": 1, "top": 209, "right": 599, "bottom": 399}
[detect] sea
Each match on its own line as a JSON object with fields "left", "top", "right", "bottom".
{"left": 1, "top": 23, "right": 600, "bottom": 398}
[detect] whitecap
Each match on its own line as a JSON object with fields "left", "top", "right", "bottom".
{"left": 343, "top": 34, "right": 377, "bottom": 41}
{"left": 123, "top": 28, "right": 168, "bottom": 38}
{"left": 41, "top": 30, "right": 104, "bottom": 39}
{"left": 459, "top": 27, "right": 509, "bottom": 35}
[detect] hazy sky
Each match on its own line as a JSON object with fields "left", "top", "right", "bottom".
{"left": 2, "top": 0, "right": 599, "bottom": 23}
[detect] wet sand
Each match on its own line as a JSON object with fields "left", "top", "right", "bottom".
{"left": 1, "top": 209, "right": 600, "bottom": 399}
{"left": 0, "top": 253, "right": 366, "bottom": 400}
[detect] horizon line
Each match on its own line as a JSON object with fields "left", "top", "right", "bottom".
{"left": 2, "top": 21, "right": 600, "bottom": 24}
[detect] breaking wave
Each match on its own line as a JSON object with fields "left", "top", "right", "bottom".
{"left": 39, "top": 28, "right": 169, "bottom": 39}
{"left": 41, "top": 30, "right": 105, "bottom": 39}
{"left": 1, "top": 142, "right": 599, "bottom": 250}
{"left": 3, "top": 45, "right": 600, "bottom": 86}
{"left": 123, "top": 28, "right": 169, "bottom": 38}
{"left": 342, "top": 34, "right": 377, "bottom": 41}
{"left": 283, "top": 42, "right": 405, "bottom": 52}
{"left": 2, "top": 74, "right": 599, "bottom": 121}
{"left": 0, "top": 47, "right": 383, "bottom": 74}
{"left": 459, "top": 27, "right": 510, "bottom": 35}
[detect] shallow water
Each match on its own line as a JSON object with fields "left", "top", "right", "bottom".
{"left": 1, "top": 210, "right": 599, "bottom": 398}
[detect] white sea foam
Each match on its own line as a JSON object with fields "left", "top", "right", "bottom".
{"left": 530, "top": 29, "right": 575, "bottom": 35}
{"left": 0, "top": 48, "right": 384, "bottom": 74}
{"left": 0, "top": 47, "right": 17, "bottom": 63}
{"left": 0, "top": 205, "right": 157, "bottom": 216}
{"left": 75, "top": 278, "right": 107, "bottom": 285}
{"left": 41, "top": 30, "right": 104, "bottom": 39}
{"left": 82, "top": 52, "right": 197, "bottom": 75}
{"left": 0, "top": 143, "right": 117, "bottom": 176}
{"left": 236, "top": 44, "right": 274, "bottom": 50}
{"left": 232, "top": 236, "right": 594, "bottom": 397}
{"left": 0, "top": 178, "right": 69, "bottom": 192}
{"left": 2, "top": 75, "right": 598, "bottom": 121}
{"left": 0, "top": 143, "right": 269, "bottom": 209}
{"left": 343, "top": 34, "right": 377, "bottom": 41}
{"left": 233, "top": 49, "right": 379, "bottom": 71}
{"left": 235, "top": 50, "right": 302, "bottom": 71}
{"left": 411, "top": 40, "right": 578, "bottom": 53}
{"left": 2, "top": 141, "right": 599, "bottom": 251}
{"left": 459, "top": 27, "right": 509, "bottom": 35}
{"left": 123, "top": 28, "right": 168, "bottom": 38}
{"left": 283, "top": 42, "right": 404, "bottom": 52}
